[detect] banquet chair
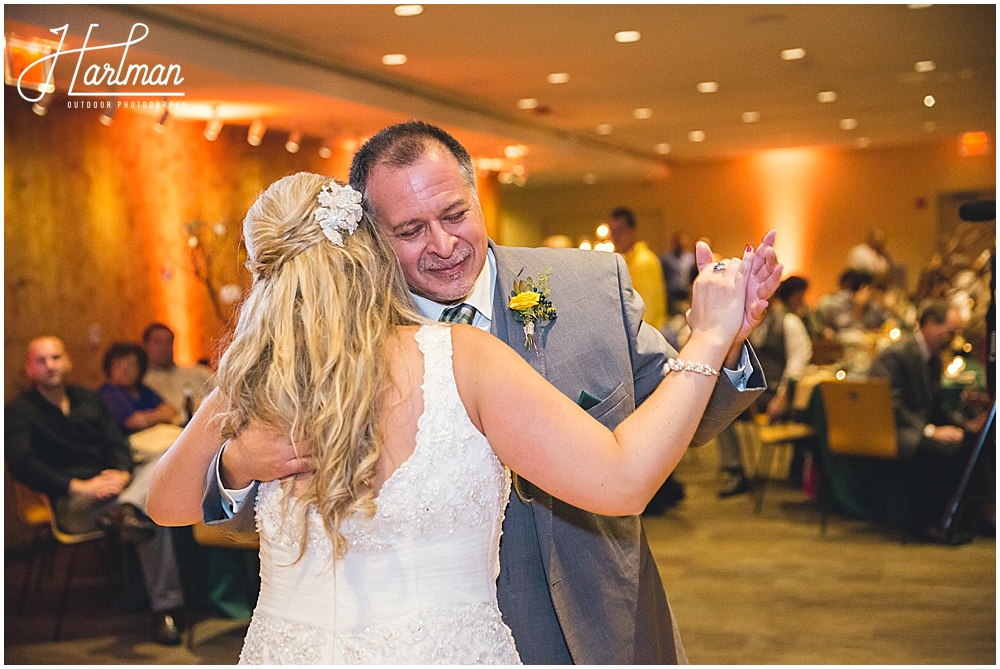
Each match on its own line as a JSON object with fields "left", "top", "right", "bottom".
{"left": 12, "top": 480, "right": 117, "bottom": 640}
{"left": 736, "top": 416, "right": 816, "bottom": 514}
{"left": 816, "top": 378, "right": 900, "bottom": 534}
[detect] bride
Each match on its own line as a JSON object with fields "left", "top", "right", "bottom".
{"left": 147, "top": 172, "right": 752, "bottom": 664}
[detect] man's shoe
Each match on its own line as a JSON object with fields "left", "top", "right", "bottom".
{"left": 97, "top": 504, "right": 156, "bottom": 544}
{"left": 918, "top": 525, "right": 974, "bottom": 546}
{"left": 718, "top": 472, "right": 751, "bottom": 498}
{"left": 152, "top": 612, "right": 182, "bottom": 646}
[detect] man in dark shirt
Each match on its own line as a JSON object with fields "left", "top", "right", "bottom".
{"left": 5, "top": 336, "right": 185, "bottom": 644}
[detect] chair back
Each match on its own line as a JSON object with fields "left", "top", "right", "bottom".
{"left": 192, "top": 521, "right": 259, "bottom": 550}
{"left": 819, "top": 378, "right": 898, "bottom": 459}
{"left": 13, "top": 480, "right": 51, "bottom": 527}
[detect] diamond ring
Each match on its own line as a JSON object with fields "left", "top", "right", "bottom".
{"left": 712, "top": 261, "right": 727, "bottom": 273}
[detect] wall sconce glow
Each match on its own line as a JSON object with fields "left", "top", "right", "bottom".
{"left": 547, "top": 72, "right": 570, "bottom": 84}
{"left": 596, "top": 123, "right": 612, "bottom": 135}
{"left": 204, "top": 117, "right": 223, "bottom": 141}
{"left": 382, "top": 53, "right": 407, "bottom": 65}
{"left": 633, "top": 107, "right": 653, "bottom": 120}
{"left": 817, "top": 91, "right": 837, "bottom": 103}
{"left": 614, "top": 30, "right": 641, "bottom": 43}
{"left": 741, "top": 111, "right": 760, "bottom": 123}
{"left": 960, "top": 131, "right": 989, "bottom": 157}
{"left": 781, "top": 48, "right": 806, "bottom": 61}
{"left": 923, "top": 95, "right": 936, "bottom": 107}
{"left": 654, "top": 143, "right": 671, "bottom": 154}
{"left": 839, "top": 118, "right": 858, "bottom": 130}
{"left": 696, "top": 81, "right": 719, "bottom": 93}
{"left": 596, "top": 223, "right": 610, "bottom": 239}
{"left": 394, "top": 5, "right": 423, "bottom": 16}
{"left": 98, "top": 105, "right": 116, "bottom": 126}
{"left": 285, "top": 130, "right": 301, "bottom": 153}
{"left": 688, "top": 130, "right": 706, "bottom": 142}
{"left": 914, "top": 60, "right": 936, "bottom": 73}
{"left": 247, "top": 119, "right": 266, "bottom": 146}
{"left": 517, "top": 98, "right": 538, "bottom": 110}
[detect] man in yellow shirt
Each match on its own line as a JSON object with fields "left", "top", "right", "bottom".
{"left": 606, "top": 207, "right": 668, "bottom": 331}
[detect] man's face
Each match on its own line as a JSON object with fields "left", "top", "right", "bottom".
{"left": 144, "top": 328, "right": 175, "bottom": 368}
{"left": 606, "top": 215, "right": 630, "bottom": 250}
{"left": 922, "top": 309, "right": 963, "bottom": 353}
{"left": 25, "top": 337, "right": 71, "bottom": 390}
{"left": 366, "top": 147, "right": 488, "bottom": 303}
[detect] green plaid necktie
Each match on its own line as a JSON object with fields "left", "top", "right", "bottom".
{"left": 439, "top": 303, "right": 478, "bottom": 325}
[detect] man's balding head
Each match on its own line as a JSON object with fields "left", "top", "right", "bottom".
{"left": 25, "top": 336, "right": 72, "bottom": 391}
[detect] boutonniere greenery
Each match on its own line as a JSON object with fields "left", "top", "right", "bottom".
{"left": 508, "top": 268, "right": 557, "bottom": 352}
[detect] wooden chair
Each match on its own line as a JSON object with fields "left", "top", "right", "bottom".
{"left": 735, "top": 416, "right": 816, "bottom": 514}
{"left": 11, "top": 481, "right": 117, "bottom": 640}
{"left": 815, "top": 378, "right": 900, "bottom": 534}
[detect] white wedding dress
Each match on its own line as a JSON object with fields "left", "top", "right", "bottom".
{"left": 239, "top": 325, "right": 521, "bottom": 664}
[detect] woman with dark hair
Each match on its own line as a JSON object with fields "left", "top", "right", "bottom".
{"left": 99, "top": 342, "right": 178, "bottom": 434}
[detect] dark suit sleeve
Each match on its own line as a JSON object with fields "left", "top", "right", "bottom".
{"left": 615, "top": 253, "right": 762, "bottom": 446}
{"left": 97, "top": 400, "right": 135, "bottom": 473}
{"left": 201, "top": 447, "right": 260, "bottom": 535}
{"left": 868, "top": 350, "right": 925, "bottom": 458}
{"left": 5, "top": 401, "right": 73, "bottom": 497}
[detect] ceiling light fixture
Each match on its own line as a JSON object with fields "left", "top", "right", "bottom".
{"left": 285, "top": 130, "right": 301, "bottom": 154}
{"left": 741, "top": 111, "right": 760, "bottom": 123}
{"left": 31, "top": 92, "right": 52, "bottom": 116}
{"left": 696, "top": 81, "right": 719, "bottom": 93}
{"left": 817, "top": 91, "right": 837, "bottom": 103}
{"left": 204, "top": 109, "right": 224, "bottom": 140}
{"left": 654, "top": 143, "right": 671, "bottom": 154}
{"left": 547, "top": 72, "right": 570, "bottom": 84}
{"left": 517, "top": 98, "right": 538, "bottom": 110}
{"left": 382, "top": 53, "right": 407, "bottom": 65}
{"left": 614, "top": 30, "right": 641, "bottom": 43}
{"left": 394, "top": 5, "right": 423, "bottom": 16}
{"left": 633, "top": 107, "right": 653, "bottom": 120}
{"left": 781, "top": 48, "right": 806, "bottom": 61}
{"left": 98, "top": 105, "right": 116, "bottom": 126}
{"left": 688, "top": 130, "right": 706, "bottom": 142}
{"left": 856, "top": 137, "right": 871, "bottom": 148}
{"left": 914, "top": 60, "right": 936, "bottom": 73}
{"left": 596, "top": 124, "right": 612, "bottom": 135}
{"left": 923, "top": 95, "right": 936, "bottom": 107}
{"left": 839, "top": 118, "right": 858, "bottom": 130}
{"left": 247, "top": 118, "right": 266, "bottom": 146}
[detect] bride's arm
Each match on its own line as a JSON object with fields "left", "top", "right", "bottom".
{"left": 456, "top": 247, "right": 750, "bottom": 517}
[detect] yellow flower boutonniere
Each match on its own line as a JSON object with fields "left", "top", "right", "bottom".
{"left": 508, "top": 268, "right": 557, "bottom": 352}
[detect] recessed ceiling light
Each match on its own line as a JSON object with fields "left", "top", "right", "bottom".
{"left": 856, "top": 137, "right": 871, "bottom": 148}
{"left": 633, "top": 108, "right": 653, "bottom": 120}
{"left": 596, "top": 124, "right": 613, "bottom": 135}
{"left": 741, "top": 111, "right": 760, "bottom": 123}
{"left": 547, "top": 72, "right": 570, "bottom": 84}
{"left": 781, "top": 48, "right": 806, "bottom": 61}
{"left": 914, "top": 60, "right": 936, "bottom": 73}
{"left": 907, "top": 4, "right": 932, "bottom": 9}
{"left": 394, "top": 5, "right": 423, "bottom": 16}
{"left": 924, "top": 95, "right": 936, "bottom": 107}
{"left": 654, "top": 143, "right": 671, "bottom": 155}
{"left": 817, "top": 91, "right": 837, "bottom": 103}
{"left": 614, "top": 30, "right": 641, "bottom": 43}
{"left": 923, "top": 121, "right": 938, "bottom": 132}
{"left": 382, "top": 54, "right": 407, "bottom": 65}
{"left": 517, "top": 98, "right": 539, "bottom": 110}
{"left": 696, "top": 81, "right": 719, "bottom": 93}
{"left": 583, "top": 173, "right": 598, "bottom": 184}
{"left": 688, "top": 130, "right": 706, "bottom": 142}
{"left": 839, "top": 118, "right": 858, "bottom": 130}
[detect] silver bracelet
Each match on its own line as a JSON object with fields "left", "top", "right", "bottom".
{"left": 664, "top": 358, "right": 719, "bottom": 377}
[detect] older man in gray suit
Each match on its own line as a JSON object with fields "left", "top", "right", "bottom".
{"left": 205, "top": 121, "right": 780, "bottom": 663}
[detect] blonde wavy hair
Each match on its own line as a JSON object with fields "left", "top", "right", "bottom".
{"left": 215, "top": 172, "right": 422, "bottom": 559}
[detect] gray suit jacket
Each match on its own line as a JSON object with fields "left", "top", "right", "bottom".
{"left": 202, "top": 242, "right": 763, "bottom": 664}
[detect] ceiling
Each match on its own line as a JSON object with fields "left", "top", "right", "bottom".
{"left": 5, "top": 3, "right": 996, "bottom": 186}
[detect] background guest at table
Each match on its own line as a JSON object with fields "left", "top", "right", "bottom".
{"left": 816, "top": 268, "right": 889, "bottom": 336}
{"left": 5, "top": 336, "right": 186, "bottom": 644}
{"left": 142, "top": 322, "right": 215, "bottom": 425}
{"left": 660, "top": 230, "right": 698, "bottom": 317}
{"left": 99, "top": 342, "right": 178, "bottom": 435}
{"left": 868, "top": 301, "right": 991, "bottom": 542}
{"left": 848, "top": 227, "right": 907, "bottom": 290}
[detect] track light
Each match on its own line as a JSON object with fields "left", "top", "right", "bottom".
{"left": 154, "top": 108, "right": 169, "bottom": 133}
{"left": 31, "top": 92, "right": 52, "bottom": 116}
{"left": 285, "top": 130, "right": 301, "bottom": 154}
{"left": 247, "top": 119, "right": 266, "bottom": 146}
{"left": 318, "top": 140, "right": 333, "bottom": 159}
{"left": 204, "top": 116, "right": 224, "bottom": 141}
{"left": 98, "top": 105, "right": 116, "bottom": 126}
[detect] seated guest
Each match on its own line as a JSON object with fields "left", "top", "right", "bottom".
{"left": 5, "top": 336, "right": 185, "bottom": 643}
{"left": 816, "top": 268, "right": 888, "bottom": 336}
{"left": 142, "top": 322, "right": 215, "bottom": 423}
{"left": 99, "top": 342, "right": 178, "bottom": 434}
{"left": 868, "top": 301, "right": 990, "bottom": 541}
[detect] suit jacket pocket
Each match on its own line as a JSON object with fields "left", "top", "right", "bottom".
{"left": 584, "top": 383, "right": 632, "bottom": 429}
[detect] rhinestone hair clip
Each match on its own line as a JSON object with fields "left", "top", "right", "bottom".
{"left": 314, "top": 181, "right": 364, "bottom": 247}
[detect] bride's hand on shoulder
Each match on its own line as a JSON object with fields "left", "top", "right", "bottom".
{"left": 686, "top": 243, "right": 752, "bottom": 346}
